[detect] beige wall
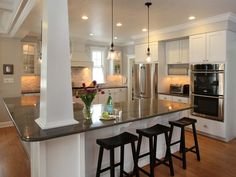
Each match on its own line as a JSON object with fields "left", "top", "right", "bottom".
{"left": 0, "top": 37, "right": 22, "bottom": 122}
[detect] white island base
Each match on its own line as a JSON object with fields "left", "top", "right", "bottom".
{"left": 29, "top": 111, "right": 186, "bottom": 177}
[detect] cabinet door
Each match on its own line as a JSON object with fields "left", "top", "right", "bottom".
{"left": 172, "top": 96, "right": 189, "bottom": 104}
{"left": 189, "top": 34, "right": 206, "bottom": 63}
{"left": 135, "top": 42, "right": 158, "bottom": 63}
{"left": 135, "top": 44, "right": 148, "bottom": 63}
{"left": 149, "top": 42, "right": 158, "bottom": 62}
{"left": 207, "top": 31, "right": 226, "bottom": 62}
{"left": 166, "top": 40, "right": 180, "bottom": 64}
{"left": 180, "top": 39, "right": 189, "bottom": 63}
{"left": 158, "top": 94, "right": 172, "bottom": 101}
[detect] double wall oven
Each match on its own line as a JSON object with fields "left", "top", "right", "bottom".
{"left": 191, "top": 64, "right": 224, "bottom": 121}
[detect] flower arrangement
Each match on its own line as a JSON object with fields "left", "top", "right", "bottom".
{"left": 76, "top": 80, "right": 104, "bottom": 119}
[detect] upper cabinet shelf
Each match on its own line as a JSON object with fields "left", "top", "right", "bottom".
{"left": 165, "top": 38, "right": 189, "bottom": 64}
{"left": 135, "top": 42, "right": 158, "bottom": 63}
{"left": 189, "top": 31, "right": 227, "bottom": 63}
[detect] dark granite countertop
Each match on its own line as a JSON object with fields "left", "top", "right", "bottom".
{"left": 72, "top": 85, "right": 127, "bottom": 90}
{"left": 3, "top": 96, "right": 192, "bottom": 142}
{"left": 158, "top": 92, "right": 190, "bottom": 98}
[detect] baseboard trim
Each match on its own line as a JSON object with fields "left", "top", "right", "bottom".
{"left": 0, "top": 121, "right": 13, "bottom": 128}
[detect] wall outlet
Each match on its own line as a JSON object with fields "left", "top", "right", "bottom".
{"left": 3, "top": 78, "right": 14, "bottom": 83}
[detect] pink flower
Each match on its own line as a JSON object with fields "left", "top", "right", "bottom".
{"left": 101, "top": 91, "right": 105, "bottom": 94}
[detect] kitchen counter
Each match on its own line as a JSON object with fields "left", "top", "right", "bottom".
{"left": 158, "top": 92, "right": 190, "bottom": 98}
{"left": 3, "top": 96, "right": 191, "bottom": 142}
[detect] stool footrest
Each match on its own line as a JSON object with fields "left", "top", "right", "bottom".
{"left": 138, "top": 152, "right": 150, "bottom": 159}
{"left": 155, "top": 158, "right": 171, "bottom": 167}
{"left": 170, "top": 140, "right": 181, "bottom": 146}
{"left": 172, "top": 154, "right": 183, "bottom": 160}
{"left": 138, "top": 167, "right": 150, "bottom": 176}
{"left": 99, "top": 162, "right": 121, "bottom": 173}
{"left": 186, "top": 146, "right": 196, "bottom": 153}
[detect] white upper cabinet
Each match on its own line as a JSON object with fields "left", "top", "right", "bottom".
{"left": 190, "top": 31, "right": 227, "bottom": 63}
{"left": 166, "top": 39, "right": 189, "bottom": 64}
{"left": 207, "top": 31, "right": 226, "bottom": 62}
{"left": 189, "top": 34, "right": 206, "bottom": 63}
{"left": 135, "top": 42, "right": 158, "bottom": 63}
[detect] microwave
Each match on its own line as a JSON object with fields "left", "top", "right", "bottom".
{"left": 170, "top": 84, "right": 189, "bottom": 95}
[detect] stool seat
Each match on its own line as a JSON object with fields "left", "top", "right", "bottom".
{"left": 169, "top": 117, "right": 197, "bottom": 127}
{"left": 136, "top": 124, "right": 170, "bottom": 137}
{"left": 96, "top": 132, "right": 138, "bottom": 150}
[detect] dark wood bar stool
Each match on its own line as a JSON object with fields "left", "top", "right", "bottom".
{"left": 96, "top": 132, "right": 139, "bottom": 177}
{"left": 136, "top": 124, "right": 174, "bottom": 177}
{"left": 169, "top": 117, "right": 201, "bottom": 169}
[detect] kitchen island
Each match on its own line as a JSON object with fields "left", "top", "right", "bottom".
{"left": 3, "top": 96, "right": 191, "bottom": 177}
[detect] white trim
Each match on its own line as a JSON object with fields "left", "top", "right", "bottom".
{"left": 9, "top": 0, "right": 36, "bottom": 37}
{"left": 132, "top": 12, "right": 236, "bottom": 40}
{"left": 0, "top": 121, "right": 13, "bottom": 128}
{"left": 35, "top": 118, "right": 78, "bottom": 130}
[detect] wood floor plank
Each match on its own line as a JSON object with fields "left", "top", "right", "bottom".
{"left": 0, "top": 127, "right": 30, "bottom": 177}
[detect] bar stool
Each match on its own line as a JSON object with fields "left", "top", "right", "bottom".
{"left": 169, "top": 117, "right": 201, "bottom": 169}
{"left": 96, "top": 132, "right": 139, "bottom": 177}
{"left": 136, "top": 124, "right": 174, "bottom": 177}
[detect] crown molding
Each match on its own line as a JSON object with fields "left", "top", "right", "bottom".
{"left": 132, "top": 12, "right": 236, "bottom": 40}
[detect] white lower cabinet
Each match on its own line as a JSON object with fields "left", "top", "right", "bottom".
{"left": 158, "top": 94, "right": 189, "bottom": 103}
{"left": 98, "top": 88, "right": 127, "bottom": 104}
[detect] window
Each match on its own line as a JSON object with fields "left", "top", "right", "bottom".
{"left": 91, "top": 48, "right": 105, "bottom": 84}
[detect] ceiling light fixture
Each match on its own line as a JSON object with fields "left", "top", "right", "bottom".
{"left": 188, "top": 16, "right": 196, "bottom": 20}
{"left": 107, "top": 0, "right": 119, "bottom": 60}
{"left": 114, "top": 36, "right": 118, "bottom": 39}
{"left": 116, "top": 22, "right": 122, "bottom": 27}
{"left": 145, "top": 2, "right": 152, "bottom": 63}
{"left": 142, "top": 28, "right": 147, "bottom": 32}
{"left": 89, "top": 33, "right": 94, "bottom": 36}
{"left": 81, "top": 15, "right": 88, "bottom": 20}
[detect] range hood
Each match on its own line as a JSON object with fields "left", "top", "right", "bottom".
{"left": 71, "top": 52, "right": 93, "bottom": 68}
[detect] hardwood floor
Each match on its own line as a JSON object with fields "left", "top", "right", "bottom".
{"left": 0, "top": 127, "right": 236, "bottom": 177}
{"left": 141, "top": 131, "right": 236, "bottom": 177}
{"left": 0, "top": 127, "right": 30, "bottom": 177}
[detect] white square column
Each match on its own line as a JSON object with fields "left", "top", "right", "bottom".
{"left": 35, "top": 0, "right": 78, "bottom": 129}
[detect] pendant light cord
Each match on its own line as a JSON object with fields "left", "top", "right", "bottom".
{"left": 145, "top": 2, "right": 152, "bottom": 54}
{"left": 111, "top": 0, "right": 114, "bottom": 50}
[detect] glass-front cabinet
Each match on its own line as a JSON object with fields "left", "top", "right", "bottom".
{"left": 22, "top": 42, "right": 40, "bottom": 75}
{"left": 107, "top": 51, "right": 122, "bottom": 75}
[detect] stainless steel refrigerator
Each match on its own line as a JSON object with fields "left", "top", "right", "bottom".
{"left": 133, "top": 63, "right": 158, "bottom": 99}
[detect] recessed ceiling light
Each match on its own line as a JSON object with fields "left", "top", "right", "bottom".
{"left": 89, "top": 33, "right": 94, "bottom": 36}
{"left": 114, "top": 36, "right": 118, "bottom": 40}
{"left": 188, "top": 16, "right": 196, "bottom": 20}
{"left": 81, "top": 15, "right": 88, "bottom": 20}
{"left": 142, "top": 28, "right": 147, "bottom": 32}
{"left": 116, "top": 22, "right": 122, "bottom": 27}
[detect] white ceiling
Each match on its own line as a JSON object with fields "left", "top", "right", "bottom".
{"left": 0, "top": 0, "right": 21, "bottom": 34}
{"left": 8, "top": 0, "right": 236, "bottom": 44}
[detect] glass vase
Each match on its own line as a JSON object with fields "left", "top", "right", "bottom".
{"left": 83, "top": 105, "right": 93, "bottom": 119}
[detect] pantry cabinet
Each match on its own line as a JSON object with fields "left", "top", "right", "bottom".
{"left": 135, "top": 42, "right": 158, "bottom": 63}
{"left": 166, "top": 39, "right": 189, "bottom": 64}
{"left": 189, "top": 31, "right": 227, "bottom": 63}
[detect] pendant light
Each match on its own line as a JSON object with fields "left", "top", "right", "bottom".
{"left": 145, "top": 2, "right": 152, "bottom": 63}
{"left": 107, "top": 0, "right": 119, "bottom": 60}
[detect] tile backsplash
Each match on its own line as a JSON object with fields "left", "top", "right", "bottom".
{"left": 21, "top": 76, "right": 40, "bottom": 91}
{"left": 71, "top": 67, "right": 92, "bottom": 87}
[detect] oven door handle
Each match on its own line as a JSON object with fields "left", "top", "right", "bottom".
{"left": 191, "top": 71, "right": 224, "bottom": 74}
{"left": 192, "top": 93, "right": 224, "bottom": 99}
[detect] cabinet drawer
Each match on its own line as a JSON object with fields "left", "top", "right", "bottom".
{"left": 172, "top": 96, "right": 189, "bottom": 103}
{"left": 158, "top": 94, "right": 172, "bottom": 101}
